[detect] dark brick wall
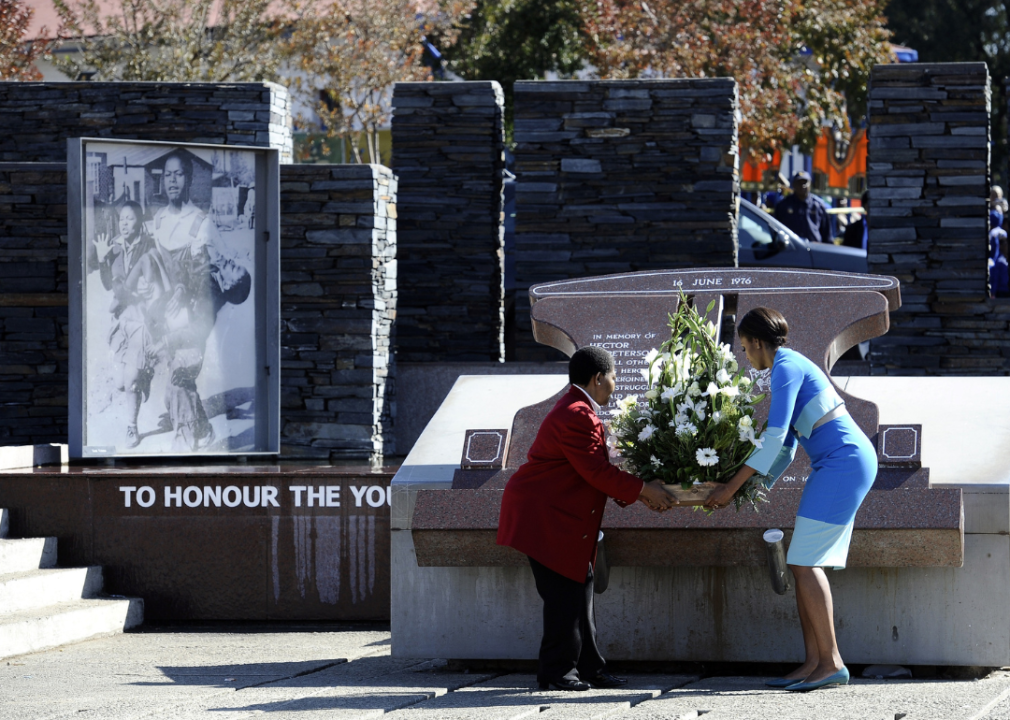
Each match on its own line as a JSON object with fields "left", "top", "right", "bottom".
{"left": 867, "top": 63, "right": 998, "bottom": 374}
{"left": 0, "top": 163, "right": 69, "bottom": 445}
{"left": 279, "top": 164, "right": 397, "bottom": 459}
{"left": 512, "top": 79, "right": 740, "bottom": 360}
{"left": 0, "top": 81, "right": 292, "bottom": 162}
{"left": 0, "top": 163, "right": 397, "bottom": 458}
{"left": 390, "top": 81, "right": 505, "bottom": 362}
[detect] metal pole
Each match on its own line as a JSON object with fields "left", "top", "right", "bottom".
{"left": 763, "top": 528, "right": 792, "bottom": 595}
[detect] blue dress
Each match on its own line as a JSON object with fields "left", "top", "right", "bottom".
{"left": 745, "top": 348, "right": 877, "bottom": 568}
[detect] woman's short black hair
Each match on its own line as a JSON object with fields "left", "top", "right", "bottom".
{"left": 738, "top": 307, "right": 789, "bottom": 347}
{"left": 569, "top": 346, "right": 615, "bottom": 386}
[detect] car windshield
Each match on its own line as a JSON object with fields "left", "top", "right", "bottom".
{"left": 739, "top": 208, "right": 775, "bottom": 247}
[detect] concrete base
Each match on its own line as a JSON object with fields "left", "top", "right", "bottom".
{"left": 392, "top": 376, "right": 1010, "bottom": 666}
{"left": 392, "top": 525, "right": 1009, "bottom": 667}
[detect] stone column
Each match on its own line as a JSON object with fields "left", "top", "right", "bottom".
{"left": 279, "top": 164, "right": 397, "bottom": 460}
{"left": 390, "top": 81, "right": 506, "bottom": 362}
{"left": 513, "top": 79, "right": 740, "bottom": 361}
{"left": 867, "top": 62, "right": 992, "bottom": 374}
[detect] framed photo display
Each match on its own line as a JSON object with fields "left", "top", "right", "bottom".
{"left": 68, "top": 138, "right": 280, "bottom": 458}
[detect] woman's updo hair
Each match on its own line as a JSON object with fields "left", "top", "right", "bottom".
{"left": 738, "top": 307, "right": 789, "bottom": 348}
{"left": 569, "top": 346, "right": 615, "bottom": 386}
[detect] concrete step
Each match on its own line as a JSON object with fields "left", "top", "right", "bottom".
{"left": 0, "top": 596, "right": 144, "bottom": 661}
{"left": 0, "top": 566, "right": 105, "bottom": 615}
{"left": 0, "top": 508, "right": 8, "bottom": 538}
{"left": 0, "top": 537, "right": 57, "bottom": 574}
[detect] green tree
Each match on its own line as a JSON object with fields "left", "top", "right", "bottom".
{"left": 885, "top": 0, "right": 1010, "bottom": 184}
{"left": 441, "top": 0, "right": 589, "bottom": 141}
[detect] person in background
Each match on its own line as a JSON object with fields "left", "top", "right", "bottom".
{"left": 990, "top": 209, "right": 1009, "bottom": 298}
{"left": 775, "top": 172, "right": 832, "bottom": 244}
{"left": 842, "top": 192, "right": 869, "bottom": 250}
{"left": 762, "top": 173, "right": 789, "bottom": 213}
{"left": 497, "top": 346, "right": 675, "bottom": 692}
{"left": 991, "top": 185, "right": 1003, "bottom": 211}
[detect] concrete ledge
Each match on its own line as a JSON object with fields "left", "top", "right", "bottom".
{"left": 0, "top": 445, "right": 67, "bottom": 471}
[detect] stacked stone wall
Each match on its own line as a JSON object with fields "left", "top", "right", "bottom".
{"left": 279, "top": 164, "right": 397, "bottom": 459}
{"left": 867, "top": 63, "right": 1001, "bottom": 374}
{"left": 0, "top": 163, "right": 69, "bottom": 445}
{"left": 0, "top": 82, "right": 292, "bottom": 162}
{"left": 512, "top": 79, "right": 740, "bottom": 361}
{"left": 0, "top": 162, "right": 397, "bottom": 458}
{"left": 390, "top": 81, "right": 505, "bottom": 362}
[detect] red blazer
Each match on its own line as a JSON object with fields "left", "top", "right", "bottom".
{"left": 497, "top": 386, "right": 644, "bottom": 582}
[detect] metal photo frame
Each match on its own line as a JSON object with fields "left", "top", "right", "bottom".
{"left": 68, "top": 138, "right": 280, "bottom": 458}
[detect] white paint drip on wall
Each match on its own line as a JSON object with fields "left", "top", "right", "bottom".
{"left": 294, "top": 515, "right": 313, "bottom": 599}
{"left": 271, "top": 515, "right": 280, "bottom": 603}
{"left": 368, "top": 515, "right": 376, "bottom": 596}
{"left": 315, "top": 516, "right": 341, "bottom": 604}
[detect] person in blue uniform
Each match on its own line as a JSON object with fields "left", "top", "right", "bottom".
{"left": 775, "top": 172, "right": 833, "bottom": 244}
{"left": 705, "top": 307, "right": 877, "bottom": 692}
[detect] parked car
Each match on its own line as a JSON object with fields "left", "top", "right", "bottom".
{"left": 737, "top": 198, "right": 868, "bottom": 273}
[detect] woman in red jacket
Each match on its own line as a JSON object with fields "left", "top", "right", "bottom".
{"left": 497, "top": 346, "right": 675, "bottom": 692}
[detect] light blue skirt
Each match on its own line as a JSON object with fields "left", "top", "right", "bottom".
{"left": 786, "top": 414, "right": 877, "bottom": 569}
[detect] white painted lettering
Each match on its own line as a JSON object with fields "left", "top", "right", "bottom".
{"left": 165, "top": 486, "right": 182, "bottom": 507}
{"left": 731, "top": 276, "right": 753, "bottom": 285}
{"left": 326, "top": 486, "right": 340, "bottom": 507}
{"left": 136, "top": 487, "right": 155, "bottom": 508}
{"left": 350, "top": 485, "right": 367, "bottom": 507}
{"left": 183, "top": 486, "right": 202, "bottom": 508}
{"left": 203, "top": 486, "right": 222, "bottom": 507}
{"left": 223, "top": 486, "right": 242, "bottom": 508}
{"left": 290, "top": 486, "right": 306, "bottom": 507}
{"left": 366, "top": 486, "right": 385, "bottom": 508}
{"left": 119, "top": 486, "right": 136, "bottom": 507}
{"left": 691, "top": 278, "right": 723, "bottom": 286}
{"left": 386, "top": 486, "right": 392, "bottom": 507}
{"left": 307, "top": 486, "right": 325, "bottom": 507}
{"left": 243, "top": 486, "right": 261, "bottom": 508}
{"left": 262, "top": 486, "right": 279, "bottom": 507}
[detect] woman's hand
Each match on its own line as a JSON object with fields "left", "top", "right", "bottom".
{"left": 703, "top": 482, "right": 737, "bottom": 510}
{"left": 639, "top": 480, "right": 675, "bottom": 512}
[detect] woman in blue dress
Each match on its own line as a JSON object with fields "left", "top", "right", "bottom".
{"left": 704, "top": 307, "right": 877, "bottom": 692}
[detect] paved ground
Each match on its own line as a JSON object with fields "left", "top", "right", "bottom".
{"left": 4, "top": 626, "right": 1010, "bottom": 720}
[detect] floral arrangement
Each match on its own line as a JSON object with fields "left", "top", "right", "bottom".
{"left": 608, "top": 297, "right": 768, "bottom": 509}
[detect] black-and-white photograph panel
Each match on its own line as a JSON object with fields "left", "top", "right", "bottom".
{"left": 68, "top": 139, "right": 280, "bottom": 458}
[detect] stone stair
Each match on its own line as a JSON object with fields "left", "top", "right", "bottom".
{"left": 0, "top": 507, "right": 143, "bottom": 660}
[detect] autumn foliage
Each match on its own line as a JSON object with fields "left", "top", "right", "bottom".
{"left": 582, "top": 0, "right": 894, "bottom": 154}
{"left": 0, "top": 0, "right": 51, "bottom": 80}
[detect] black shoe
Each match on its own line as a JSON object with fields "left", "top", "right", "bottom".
{"left": 538, "top": 678, "right": 591, "bottom": 691}
{"left": 585, "top": 671, "right": 628, "bottom": 689}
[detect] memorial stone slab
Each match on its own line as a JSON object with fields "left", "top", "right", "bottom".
{"left": 410, "top": 268, "right": 964, "bottom": 570}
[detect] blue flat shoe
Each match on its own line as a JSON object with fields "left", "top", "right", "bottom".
{"left": 765, "top": 676, "right": 805, "bottom": 688}
{"left": 785, "top": 666, "right": 849, "bottom": 692}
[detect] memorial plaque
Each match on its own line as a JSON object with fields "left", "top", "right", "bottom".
{"left": 877, "top": 425, "right": 922, "bottom": 469}
{"left": 460, "top": 429, "right": 509, "bottom": 470}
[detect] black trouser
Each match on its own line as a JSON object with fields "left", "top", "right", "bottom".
{"left": 528, "top": 556, "right": 606, "bottom": 684}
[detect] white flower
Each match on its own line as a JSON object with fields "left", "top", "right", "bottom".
{"left": 618, "top": 395, "right": 638, "bottom": 411}
{"left": 738, "top": 426, "right": 764, "bottom": 449}
{"left": 640, "top": 367, "right": 650, "bottom": 381}
{"left": 644, "top": 348, "right": 660, "bottom": 365}
{"left": 645, "top": 389, "right": 659, "bottom": 400}
{"left": 739, "top": 376, "right": 752, "bottom": 388}
{"left": 716, "top": 368, "right": 731, "bottom": 385}
{"left": 688, "top": 382, "right": 701, "bottom": 397}
{"left": 638, "top": 425, "right": 656, "bottom": 441}
{"left": 694, "top": 406, "right": 707, "bottom": 421}
{"left": 650, "top": 454, "right": 662, "bottom": 468}
{"left": 720, "top": 385, "right": 740, "bottom": 398}
{"left": 660, "top": 386, "right": 678, "bottom": 403}
{"left": 712, "top": 410, "right": 724, "bottom": 424}
{"left": 677, "top": 400, "right": 695, "bottom": 415}
{"left": 702, "top": 381, "right": 720, "bottom": 397}
{"left": 696, "top": 448, "right": 719, "bottom": 466}
{"left": 738, "top": 415, "right": 753, "bottom": 429}
{"left": 675, "top": 421, "right": 697, "bottom": 437}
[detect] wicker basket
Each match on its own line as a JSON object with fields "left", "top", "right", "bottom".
{"left": 662, "top": 481, "right": 720, "bottom": 506}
